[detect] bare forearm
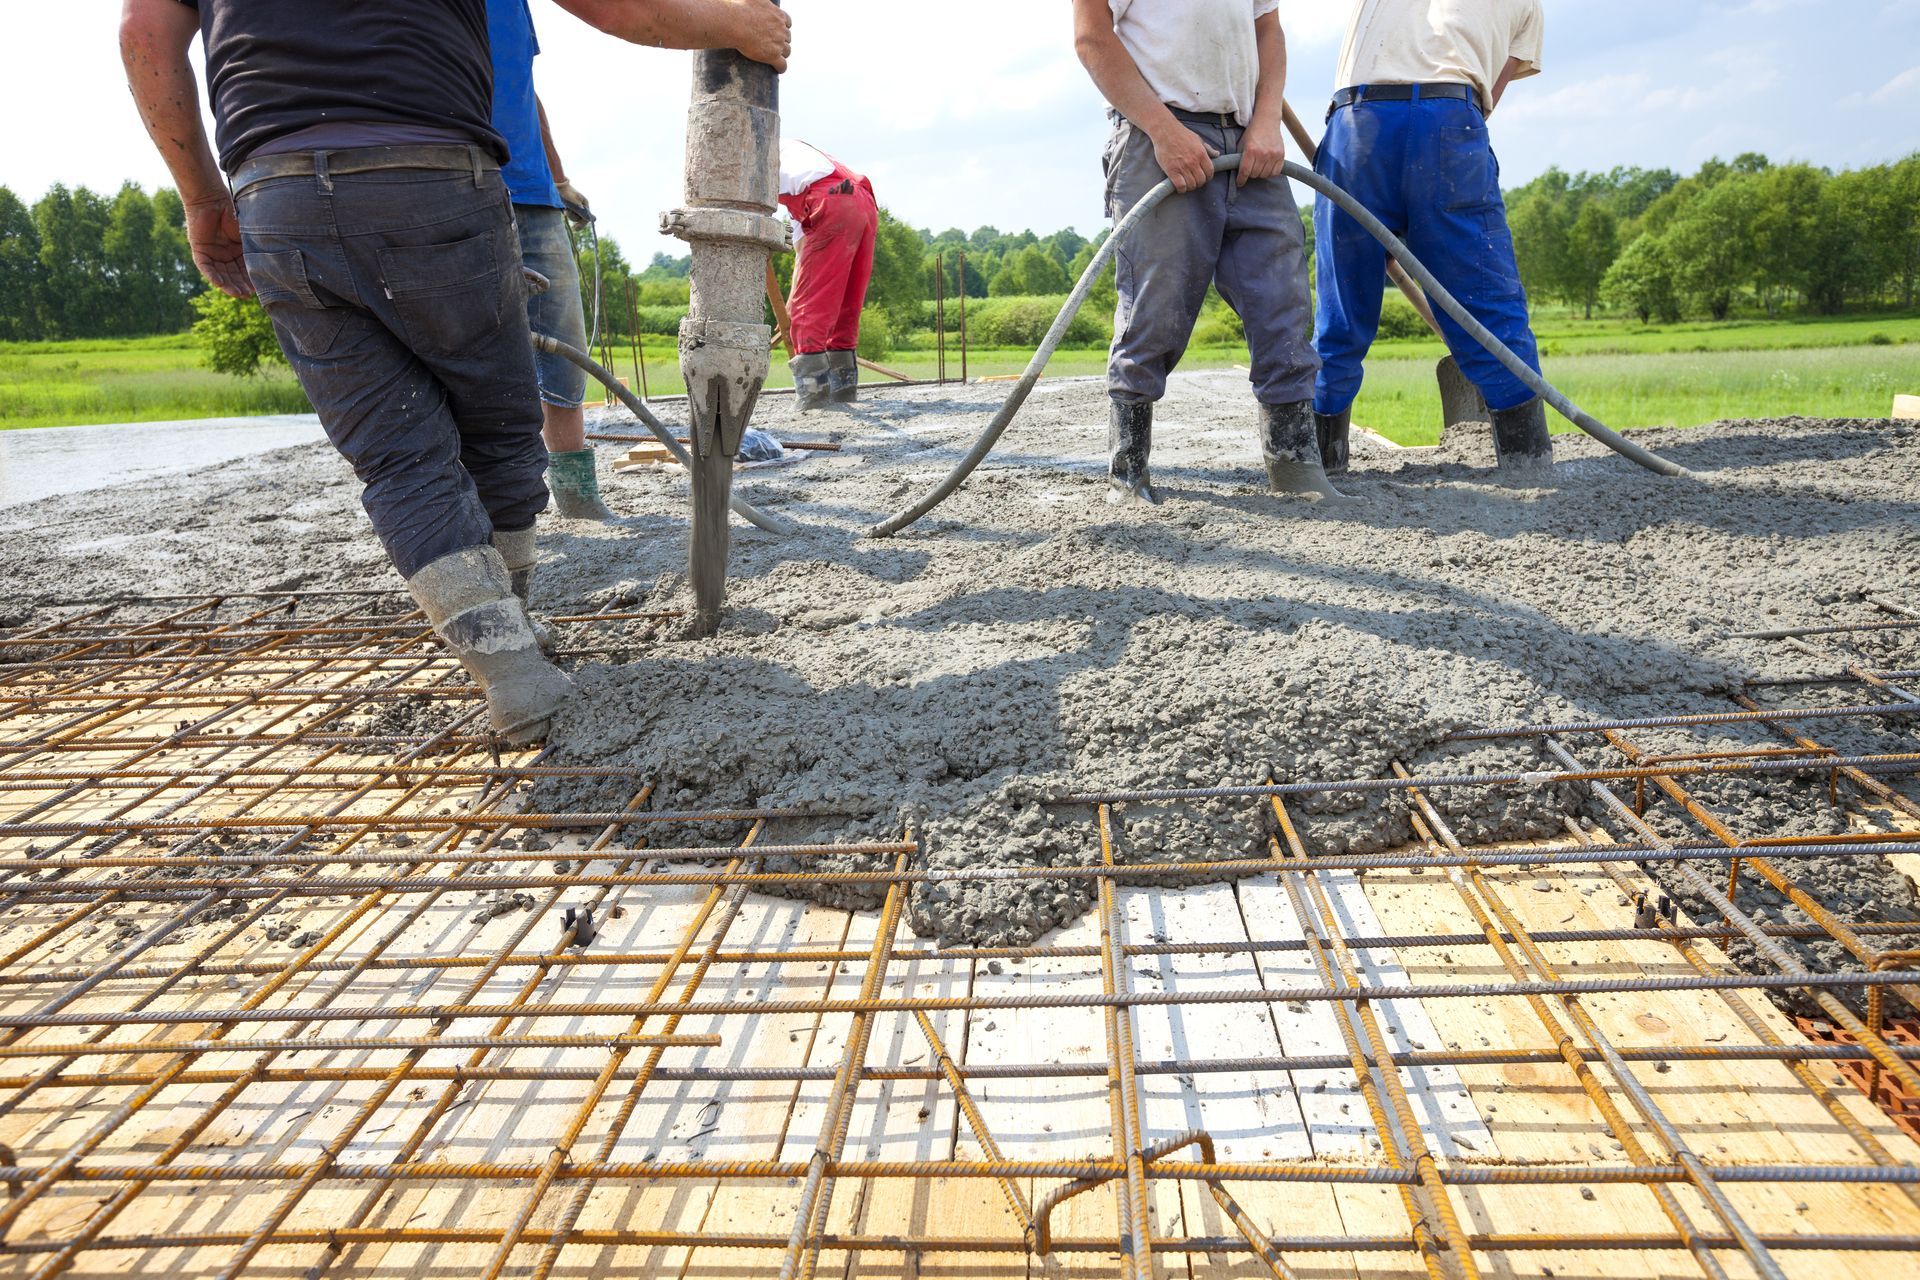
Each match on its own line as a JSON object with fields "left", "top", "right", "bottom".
{"left": 535, "top": 95, "right": 566, "bottom": 183}
{"left": 1072, "top": 2, "right": 1179, "bottom": 139}
{"left": 559, "top": 0, "right": 756, "bottom": 50}
{"left": 1248, "top": 14, "right": 1288, "bottom": 128}
{"left": 1491, "top": 56, "right": 1522, "bottom": 111}
{"left": 119, "top": 0, "right": 224, "bottom": 202}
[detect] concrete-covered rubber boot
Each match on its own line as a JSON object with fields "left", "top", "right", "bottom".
{"left": 1107, "top": 398, "right": 1160, "bottom": 506}
{"left": 1315, "top": 408, "right": 1352, "bottom": 475}
{"left": 407, "top": 545, "right": 575, "bottom": 746}
{"left": 491, "top": 526, "right": 555, "bottom": 654}
{"left": 1491, "top": 398, "right": 1554, "bottom": 474}
{"left": 826, "top": 349, "right": 859, "bottom": 403}
{"left": 1261, "top": 400, "right": 1350, "bottom": 501}
{"left": 790, "top": 352, "right": 833, "bottom": 412}
{"left": 547, "top": 448, "right": 614, "bottom": 521}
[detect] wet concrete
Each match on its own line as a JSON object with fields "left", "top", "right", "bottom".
{"left": 0, "top": 415, "right": 322, "bottom": 510}
{"left": 5, "top": 373, "right": 1917, "bottom": 1017}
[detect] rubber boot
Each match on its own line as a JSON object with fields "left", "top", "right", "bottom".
{"left": 1490, "top": 398, "right": 1554, "bottom": 474}
{"left": 826, "top": 349, "right": 859, "bottom": 403}
{"left": 1315, "top": 409, "right": 1352, "bottom": 475}
{"left": 1107, "top": 399, "right": 1160, "bottom": 506}
{"left": 407, "top": 546, "right": 575, "bottom": 746}
{"left": 547, "top": 448, "right": 614, "bottom": 521}
{"left": 790, "top": 352, "right": 833, "bottom": 411}
{"left": 1261, "top": 401, "right": 1350, "bottom": 501}
{"left": 491, "top": 526, "right": 555, "bottom": 653}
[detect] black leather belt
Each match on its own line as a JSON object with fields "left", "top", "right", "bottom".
{"left": 232, "top": 144, "right": 498, "bottom": 196}
{"left": 1329, "top": 83, "right": 1483, "bottom": 120}
{"left": 1168, "top": 106, "right": 1241, "bottom": 129}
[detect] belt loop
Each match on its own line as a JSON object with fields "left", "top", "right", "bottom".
{"left": 314, "top": 150, "right": 333, "bottom": 194}
{"left": 1410, "top": 84, "right": 1422, "bottom": 104}
{"left": 471, "top": 145, "right": 484, "bottom": 188}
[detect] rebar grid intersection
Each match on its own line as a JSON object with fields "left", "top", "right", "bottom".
{"left": 0, "top": 595, "right": 1914, "bottom": 1279}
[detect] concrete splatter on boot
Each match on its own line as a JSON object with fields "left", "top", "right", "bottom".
{"left": 1261, "top": 400, "right": 1350, "bottom": 501}
{"left": 1315, "top": 408, "right": 1352, "bottom": 475}
{"left": 1491, "top": 398, "right": 1554, "bottom": 475}
{"left": 1108, "top": 398, "right": 1160, "bottom": 506}
{"left": 547, "top": 448, "right": 614, "bottom": 521}
{"left": 408, "top": 545, "right": 574, "bottom": 745}
{"left": 790, "top": 352, "right": 833, "bottom": 411}
{"left": 491, "top": 526, "right": 555, "bottom": 653}
{"left": 826, "top": 349, "right": 859, "bottom": 403}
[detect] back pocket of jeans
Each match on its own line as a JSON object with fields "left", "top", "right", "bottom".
{"left": 244, "top": 249, "right": 347, "bottom": 358}
{"left": 1437, "top": 125, "right": 1497, "bottom": 212}
{"left": 375, "top": 231, "right": 503, "bottom": 357}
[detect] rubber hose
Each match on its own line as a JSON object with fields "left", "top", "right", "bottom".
{"left": 870, "top": 154, "right": 1690, "bottom": 539}
{"left": 532, "top": 332, "right": 798, "bottom": 537}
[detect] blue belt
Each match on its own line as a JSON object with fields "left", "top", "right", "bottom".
{"left": 1328, "top": 83, "right": 1483, "bottom": 120}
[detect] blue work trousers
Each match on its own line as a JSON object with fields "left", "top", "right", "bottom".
{"left": 1312, "top": 94, "right": 1541, "bottom": 415}
{"left": 236, "top": 157, "right": 547, "bottom": 579}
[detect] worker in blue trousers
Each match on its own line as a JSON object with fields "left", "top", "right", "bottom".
{"left": 1313, "top": 0, "right": 1553, "bottom": 474}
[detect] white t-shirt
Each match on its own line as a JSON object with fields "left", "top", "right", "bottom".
{"left": 780, "top": 140, "right": 837, "bottom": 198}
{"left": 1336, "top": 0, "right": 1545, "bottom": 113}
{"left": 1109, "top": 0, "right": 1281, "bottom": 126}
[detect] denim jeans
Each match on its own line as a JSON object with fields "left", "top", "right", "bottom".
{"left": 236, "top": 156, "right": 547, "bottom": 579}
{"left": 515, "top": 204, "right": 589, "bottom": 409}
{"left": 1103, "top": 110, "right": 1319, "bottom": 408}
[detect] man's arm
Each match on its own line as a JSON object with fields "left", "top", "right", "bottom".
{"left": 1070, "top": 0, "right": 1214, "bottom": 193}
{"left": 535, "top": 94, "right": 591, "bottom": 220}
{"left": 1238, "top": 11, "right": 1288, "bottom": 187}
{"left": 119, "top": 0, "right": 252, "bottom": 298}
{"left": 1491, "top": 56, "right": 1524, "bottom": 111}
{"left": 553, "top": 0, "right": 791, "bottom": 71}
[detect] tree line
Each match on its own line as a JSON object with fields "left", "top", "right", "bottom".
{"left": 1508, "top": 152, "right": 1920, "bottom": 322}
{"left": 6, "top": 152, "right": 1917, "bottom": 349}
{"left": 0, "top": 183, "right": 200, "bottom": 341}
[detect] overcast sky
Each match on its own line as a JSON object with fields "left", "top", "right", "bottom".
{"left": 8, "top": 1, "right": 1919, "bottom": 258}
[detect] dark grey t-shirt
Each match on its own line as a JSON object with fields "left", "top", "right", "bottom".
{"left": 175, "top": 0, "right": 507, "bottom": 172}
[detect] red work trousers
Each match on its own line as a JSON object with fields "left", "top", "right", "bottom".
{"left": 784, "top": 174, "right": 878, "bottom": 354}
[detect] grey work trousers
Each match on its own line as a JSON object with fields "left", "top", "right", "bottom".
{"left": 1103, "top": 109, "right": 1320, "bottom": 407}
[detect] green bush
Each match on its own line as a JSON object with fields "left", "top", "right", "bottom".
{"left": 962, "top": 295, "right": 1108, "bottom": 348}
{"left": 1191, "top": 317, "right": 1246, "bottom": 348}
{"left": 857, "top": 306, "right": 892, "bottom": 361}
{"left": 1375, "top": 293, "right": 1431, "bottom": 341}
{"left": 190, "top": 292, "right": 284, "bottom": 378}
{"left": 629, "top": 304, "right": 689, "bottom": 337}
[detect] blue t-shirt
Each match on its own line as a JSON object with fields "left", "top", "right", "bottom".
{"left": 487, "top": 0, "right": 563, "bottom": 208}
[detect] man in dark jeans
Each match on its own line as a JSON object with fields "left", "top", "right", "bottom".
{"left": 119, "top": 0, "right": 790, "bottom": 744}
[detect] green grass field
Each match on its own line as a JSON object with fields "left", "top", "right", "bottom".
{"left": 4, "top": 310, "right": 1915, "bottom": 445}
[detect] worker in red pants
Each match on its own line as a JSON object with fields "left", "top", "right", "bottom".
{"left": 767, "top": 139, "right": 877, "bottom": 410}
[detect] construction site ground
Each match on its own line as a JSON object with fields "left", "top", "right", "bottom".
{"left": 2, "top": 372, "right": 1918, "bottom": 1277}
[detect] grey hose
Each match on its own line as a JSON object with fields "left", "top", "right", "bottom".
{"left": 533, "top": 332, "right": 798, "bottom": 537}
{"left": 870, "top": 154, "right": 1690, "bottom": 539}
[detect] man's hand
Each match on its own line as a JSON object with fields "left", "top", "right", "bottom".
{"left": 556, "top": 179, "right": 592, "bottom": 228}
{"left": 1237, "top": 116, "right": 1287, "bottom": 187}
{"left": 726, "top": 0, "right": 791, "bottom": 71}
{"left": 185, "top": 194, "right": 253, "bottom": 299}
{"left": 1151, "top": 124, "right": 1218, "bottom": 194}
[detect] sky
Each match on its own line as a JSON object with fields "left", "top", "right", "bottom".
{"left": 8, "top": 1, "right": 1920, "bottom": 259}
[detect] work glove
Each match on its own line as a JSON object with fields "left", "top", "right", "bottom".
{"left": 556, "top": 180, "right": 593, "bottom": 229}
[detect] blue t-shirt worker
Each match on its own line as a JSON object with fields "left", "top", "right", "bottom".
{"left": 487, "top": 0, "right": 611, "bottom": 521}
{"left": 121, "top": 0, "right": 790, "bottom": 745}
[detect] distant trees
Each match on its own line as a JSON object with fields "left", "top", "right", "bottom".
{"left": 0, "top": 182, "right": 197, "bottom": 340}
{"left": 1507, "top": 152, "right": 1920, "bottom": 323}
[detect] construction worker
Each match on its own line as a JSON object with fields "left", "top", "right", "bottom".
{"left": 772, "top": 139, "right": 878, "bottom": 411}
{"left": 1313, "top": 0, "right": 1552, "bottom": 474}
{"left": 119, "top": 0, "right": 790, "bottom": 744}
{"left": 1072, "top": 0, "right": 1334, "bottom": 506}
{"left": 488, "top": 0, "right": 614, "bottom": 521}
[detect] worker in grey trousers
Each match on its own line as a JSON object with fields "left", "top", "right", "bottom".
{"left": 1073, "top": 0, "right": 1338, "bottom": 505}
